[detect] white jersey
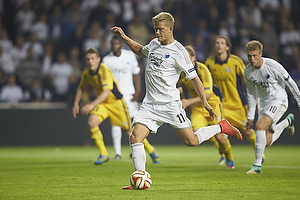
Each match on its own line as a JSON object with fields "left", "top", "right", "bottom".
{"left": 141, "top": 38, "right": 197, "bottom": 103}
{"left": 102, "top": 49, "right": 140, "bottom": 98}
{"left": 244, "top": 57, "right": 300, "bottom": 120}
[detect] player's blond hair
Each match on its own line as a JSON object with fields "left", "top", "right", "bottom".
{"left": 185, "top": 45, "right": 196, "bottom": 57}
{"left": 152, "top": 12, "right": 175, "bottom": 28}
{"left": 85, "top": 47, "right": 100, "bottom": 57}
{"left": 246, "top": 40, "right": 263, "bottom": 53}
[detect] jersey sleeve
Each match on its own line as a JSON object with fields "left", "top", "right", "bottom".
{"left": 269, "top": 59, "right": 300, "bottom": 107}
{"left": 198, "top": 62, "right": 213, "bottom": 94}
{"left": 141, "top": 43, "right": 150, "bottom": 57}
{"left": 100, "top": 65, "right": 114, "bottom": 90}
{"left": 286, "top": 76, "right": 300, "bottom": 107}
{"left": 177, "top": 47, "right": 197, "bottom": 80}
{"left": 235, "top": 57, "right": 246, "bottom": 80}
{"left": 273, "top": 63, "right": 300, "bottom": 108}
{"left": 244, "top": 67, "right": 257, "bottom": 121}
{"left": 79, "top": 70, "right": 88, "bottom": 88}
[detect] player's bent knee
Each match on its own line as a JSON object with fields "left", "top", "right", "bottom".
{"left": 183, "top": 139, "right": 198, "bottom": 147}
{"left": 87, "top": 115, "right": 100, "bottom": 129}
{"left": 129, "top": 133, "right": 143, "bottom": 144}
{"left": 215, "top": 133, "right": 227, "bottom": 144}
{"left": 255, "top": 124, "right": 265, "bottom": 131}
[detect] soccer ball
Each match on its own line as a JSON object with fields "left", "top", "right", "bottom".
{"left": 130, "top": 170, "right": 152, "bottom": 190}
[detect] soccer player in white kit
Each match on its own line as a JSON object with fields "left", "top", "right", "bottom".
{"left": 111, "top": 12, "right": 243, "bottom": 189}
{"left": 244, "top": 40, "right": 300, "bottom": 174}
{"left": 102, "top": 35, "right": 159, "bottom": 163}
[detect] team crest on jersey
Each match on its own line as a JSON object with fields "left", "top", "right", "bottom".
{"left": 285, "top": 75, "right": 290, "bottom": 81}
{"left": 226, "top": 67, "right": 230, "bottom": 72}
{"left": 265, "top": 74, "right": 270, "bottom": 79}
{"left": 165, "top": 53, "right": 170, "bottom": 58}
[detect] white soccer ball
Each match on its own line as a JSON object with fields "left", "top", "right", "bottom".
{"left": 130, "top": 170, "right": 152, "bottom": 190}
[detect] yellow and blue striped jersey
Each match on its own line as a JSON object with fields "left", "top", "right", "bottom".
{"left": 79, "top": 63, "right": 123, "bottom": 103}
{"left": 205, "top": 54, "right": 247, "bottom": 109}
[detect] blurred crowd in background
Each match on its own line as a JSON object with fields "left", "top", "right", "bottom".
{"left": 0, "top": 0, "right": 299, "bottom": 106}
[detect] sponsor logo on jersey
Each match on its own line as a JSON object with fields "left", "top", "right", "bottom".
{"left": 252, "top": 79, "right": 269, "bottom": 88}
{"left": 112, "top": 68, "right": 128, "bottom": 74}
{"left": 149, "top": 53, "right": 163, "bottom": 67}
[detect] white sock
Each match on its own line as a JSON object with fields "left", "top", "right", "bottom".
{"left": 194, "top": 125, "right": 221, "bottom": 144}
{"left": 270, "top": 119, "right": 288, "bottom": 146}
{"left": 112, "top": 125, "right": 122, "bottom": 156}
{"left": 131, "top": 143, "right": 146, "bottom": 170}
{"left": 254, "top": 130, "right": 266, "bottom": 166}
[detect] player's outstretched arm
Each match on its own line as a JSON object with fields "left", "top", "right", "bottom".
{"left": 285, "top": 76, "right": 300, "bottom": 109}
{"left": 191, "top": 77, "right": 216, "bottom": 119}
{"left": 111, "top": 26, "right": 146, "bottom": 58}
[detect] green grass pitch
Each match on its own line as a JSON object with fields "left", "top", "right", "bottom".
{"left": 1, "top": 145, "right": 299, "bottom": 200}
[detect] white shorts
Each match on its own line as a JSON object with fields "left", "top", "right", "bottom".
{"left": 132, "top": 100, "right": 191, "bottom": 134}
{"left": 258, "top": 98, "right": 288, "bottom": 129}
{"left": 124, "top": 95, "right": 139, "bottom": 118}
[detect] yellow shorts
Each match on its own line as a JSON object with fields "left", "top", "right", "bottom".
{"left": 90, "top": 98, "right": 131, "bottom": 131}
{"left": 190, "top": 102, "right": 224, "bottom": 129}
{"left": 224, "top": 106, "right": 248, "bottom": 131}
